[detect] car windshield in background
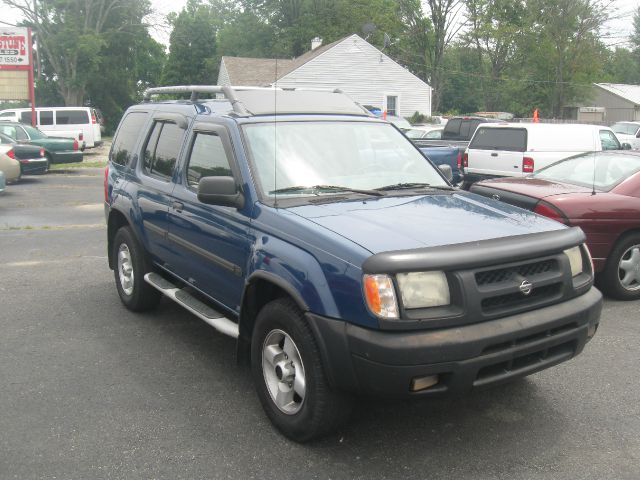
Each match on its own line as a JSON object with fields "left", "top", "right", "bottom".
{"left": 611, "top": 123, "right": 639, "bottom": 135}
{"left": 533, "top": 152, "right": 640, "bottom": 191}
{"left": 469, "top": 127, "right": 527, "bottom": 152}
{"left": 243, "top": 121, "right": 448, "bottom": 198}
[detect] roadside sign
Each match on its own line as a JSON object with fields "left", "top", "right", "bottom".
{"left": 0, "top": 27, "right": 30, "bottom": 67}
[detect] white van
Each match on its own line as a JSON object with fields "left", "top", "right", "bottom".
{"left": 0, "top": 107, "right": 102, "bottom": 149}
{"left": 463, "top": 123, "right": 625, "bottom": 185}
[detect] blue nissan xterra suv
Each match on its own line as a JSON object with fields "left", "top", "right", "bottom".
{"left": 105, "top": 86, "right": 602, "bottom": 442}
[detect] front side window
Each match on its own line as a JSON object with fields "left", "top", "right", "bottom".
{"left": 599, "top": 130, "right": 621, "bottom": 151}
{"left": 56, "top": 110, "right": 89, "bottom": 125}
{"left": 143, "top": 121, "right": 183, "bottom": 180}
{"left": 243, "top": 121, "right": 448, "bottom": 200}
{"left": 534, "top": 152, "right": 640, "bottom": 191}
{"left": 186, "top": 133, "right": 232, "bottom": 188}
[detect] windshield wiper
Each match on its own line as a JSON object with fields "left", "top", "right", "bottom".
{"left": 269, "top": 185, "right": 385, "bottom": 197}
{"left": 375, "top": 182, "right": 454, "bottom": 191}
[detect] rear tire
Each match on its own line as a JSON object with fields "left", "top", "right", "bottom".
{"left": 600, "top": 233, "right": 640, "bottom": 300}
{"left": 251, "top": 298, "right": 353, "bottom": 442}
{"left": 112, "top": 226, "right": 161, "bottom": 311}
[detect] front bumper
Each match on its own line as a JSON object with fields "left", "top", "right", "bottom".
{"left": 307, "top": 287, "right": 602, "bottom": 398}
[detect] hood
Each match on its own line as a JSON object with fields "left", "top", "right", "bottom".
{"left": 287, "top": 192, "right": 564, "bottom": 254}
{"left": 477, "top": 178, "right": 593, "bottom": 199}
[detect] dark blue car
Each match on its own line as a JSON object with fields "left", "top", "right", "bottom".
{"left": 105, "top": 86, "right": 602, "bottom": 442}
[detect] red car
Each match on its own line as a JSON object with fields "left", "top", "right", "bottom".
{"left": 471, "top": 151, "right": 640, "bottom": 300}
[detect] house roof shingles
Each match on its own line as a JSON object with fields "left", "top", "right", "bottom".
{"left": 221, "top": 37, "right": 345, "bottom": 86}
{"left": 596, "top": 83, "right": 640, "bottom": 106}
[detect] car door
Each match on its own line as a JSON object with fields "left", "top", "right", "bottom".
{"left": 135, "top": 114, "right": 188, "bottom": 264}
{"left": 167, "top": 122, "right": 251, "bottom": 312}
{"left": 599, "top": 129, "right": 621, "bottom": 151}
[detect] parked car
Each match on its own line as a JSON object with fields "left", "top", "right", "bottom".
{"left": 0, "top": 147, "right": 21, "bottom": 183}
{"left": 411, "top": 116, "right": 504, "bottom": 153}
{"left": 0, "top": 106, "right": 103, "bottom": 148}
{"left": 0, "top": 121, "right": 82, "bottom": 164}
{"left": 462, "top": 123, "right": 627, "bottom": 188}
{"left": 0, "top": 132, "right": 48, "bottom": 174}
{"left": 386, "top": 115, "right": 412, "bottom": 131}
{"left": 0, "top": 170, "right": 5, "bottom": 194}
{"left": 611, "top": 121, "right": 640, "bottom": 150}
{"left": 470, "top": 150, "right": 640, "bottom": 300}
{"left": 406, "top": 126, "right": 444, "bottom": 140}
{"left": 105, "top": 85, "right": 601, "bottom": 442}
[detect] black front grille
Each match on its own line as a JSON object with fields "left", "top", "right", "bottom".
{"left": 475, "top": 259, "right": 557, "bottom": 286}
{"left": 481, "top": 283, "right": 562, "bottom": 313}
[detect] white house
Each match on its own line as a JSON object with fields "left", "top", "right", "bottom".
{"left": 217, "top": 34, "right": 432, "bottom": 117}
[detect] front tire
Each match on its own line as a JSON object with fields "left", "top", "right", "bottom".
{"left": 251, "top": 298, "right": 353, "bottom": 442}
{"left": 600, "top": 233, "right": 640, "bottom": 300}
{"left": 112, "top": 226, "right": 161, "bottom": 311}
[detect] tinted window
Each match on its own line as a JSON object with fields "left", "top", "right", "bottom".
{"left": 459, "top": 120, "right": 473, "bottom": 139}
{"left": 20, "top": 111, "right": 32, "bottom": 123}
{"left": 442, "top": 119, "right": 461, "bottom": 139}
{"left": 470, "top": 128, "right": 527, "bottom": 152}
{"left": 111, "top": 112, "right": 148, "bottom": 166}
{"left": 599, "top": 130, "right": 620, "bottom": 151}
{"left": 39, "top": 110, "right": 54, "bottom": 125}
{"left": 143, "top": 121, "right": 183, "bottom": 179}
{"left": 56, "top": 110, "right": 89, "bottom": 125}
{"left": 186, "top": 133, "right": 232, "bottom": 187}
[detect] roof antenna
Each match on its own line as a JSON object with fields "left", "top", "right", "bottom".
{"left": 273, "top": 57, "right": 278, "bottom": 208}
{"left": 591, "top": 151, "right": 597, "bottom": 196}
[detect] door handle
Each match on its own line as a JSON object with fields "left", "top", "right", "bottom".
{"left": 172, "top": 201, "right": 184, "bottom": 212}
{"left": 491, "top": 152, "right": 498, "bottom": 157}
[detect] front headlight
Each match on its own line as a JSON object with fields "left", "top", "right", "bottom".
{"left": 564, "top": 246, "right": 584, "bottom": 277}
{"left": 397, "top": 271, "right": 450, "bottom": 308}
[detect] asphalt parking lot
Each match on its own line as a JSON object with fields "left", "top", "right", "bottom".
{"left": 1, "top": 171, "right": 639, "bottom": 480}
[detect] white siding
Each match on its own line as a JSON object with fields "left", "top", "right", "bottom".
{"left": 275, "top": 35, "right": 431, "bottom": 117}
{"left": 217, "top": 59, "right": 231, "bottom": 87}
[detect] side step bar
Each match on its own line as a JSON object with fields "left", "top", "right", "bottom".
{"left": 144, "top": 272, "right": 239, "bottom": 339}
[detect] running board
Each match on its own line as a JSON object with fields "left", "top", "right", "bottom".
{"left": 144, "top": 272, "right": 239, "bottom": 339}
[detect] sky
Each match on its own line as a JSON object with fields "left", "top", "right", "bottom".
{"left": 0, "top": 0, "right": 637, "bottom": 48}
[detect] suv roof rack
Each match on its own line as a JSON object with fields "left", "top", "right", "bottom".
{"left": 142, "top": 85, "right": 372, "bottom": 117}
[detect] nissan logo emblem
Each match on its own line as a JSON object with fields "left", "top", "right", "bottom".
{"left": 492, "top": 194, "right": 501, "bottom": 201}
{"left": 519, "top": 280, "right": 533, "bottom": 296}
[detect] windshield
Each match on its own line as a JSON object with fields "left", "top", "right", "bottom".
{"left": 533, "top": 152, "right": 640, "bottom": 191}
{"left": 243, "top": 121, "right": 448, "bottom": 199}
{"left": 22, "top": 124, "right": 47, "bottom": 139}
{"left": 612, "top": 122, "right": 639, "bottom": 136}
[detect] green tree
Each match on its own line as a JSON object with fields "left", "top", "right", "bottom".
{"left": 162, "top": 0, "right": 220, "bottom": 85}
{"left": 5, "top": 0, "right": 153, "bottom": 106}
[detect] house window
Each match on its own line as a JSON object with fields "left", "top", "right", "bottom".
{"left": 386, "top": 95, "right": 398, "bottom": 116}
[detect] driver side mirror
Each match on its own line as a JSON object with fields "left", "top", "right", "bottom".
{"left": 438, "top": 164, "right": 454, "bottom": 182}
{"left": 622, "top": 142, "right": 632, "bottom": 150}
{"left": 197, "top": 176, "right": 245, "bottom": 209}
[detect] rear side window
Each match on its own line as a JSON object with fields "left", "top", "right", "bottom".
{"left": 39, "top": 111, "right": 54, "bottom": 125}
{"left": 470, "top": 128, "right": 527, "bottom": 152}
{"left": 20, "top": 112, "right": 32, "bottom": 123}
{"left": 143, "top": 121, "right": 184, "bottom": 180}
{"left": 111, "top": 112, "right": 148, "bottom": 166}
{"left": 0, "top": 125, "right": 18, "bottom": 138}
{"left": 186, "top": 133, "right": 232, "bottom": 188}
{"left": 443, "top": 119, "right": 461, "bottom": 139}
{"left": 56, "top": 110, "right": 89, "bottom": 125}
{"left": 459, "top": 120, "right": 473, "bottom": 139}
{"left": 0, "top": 112, "right": 14, "bottom": 118}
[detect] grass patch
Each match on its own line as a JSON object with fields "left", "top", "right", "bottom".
{"left": 50, "top": 161, "right": 107, "bottom": 170}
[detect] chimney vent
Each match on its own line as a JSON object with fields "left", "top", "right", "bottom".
{"left": 311, "top": 37, "right": 323, "bottom": 50}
